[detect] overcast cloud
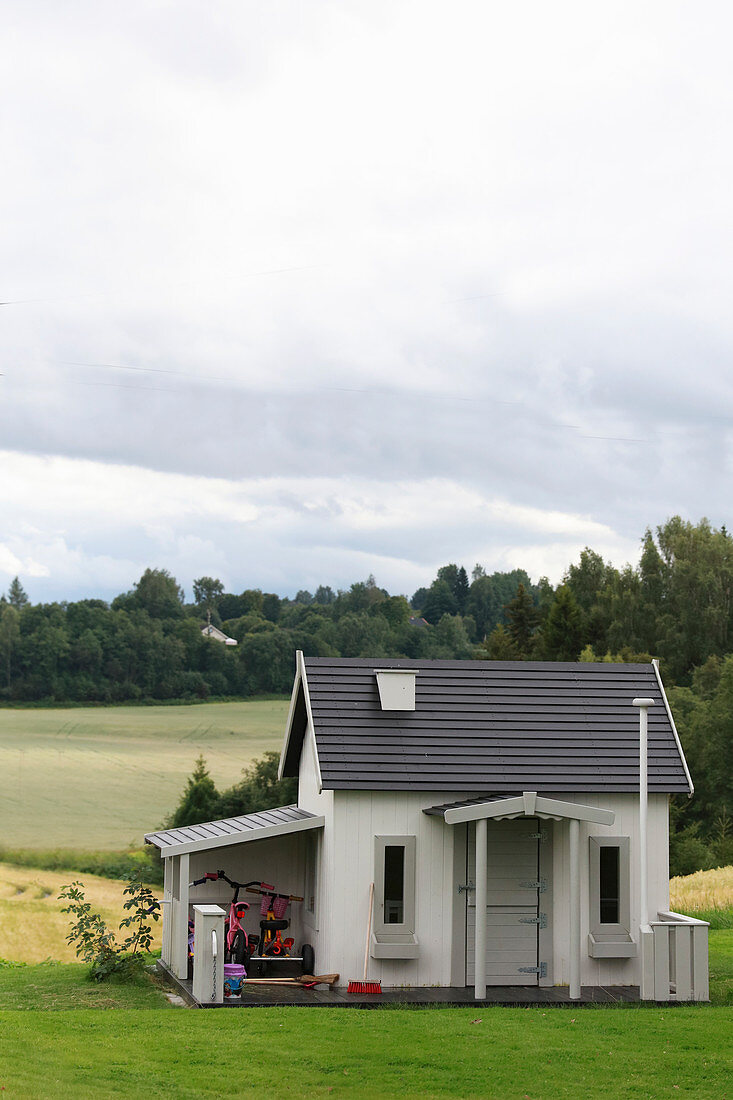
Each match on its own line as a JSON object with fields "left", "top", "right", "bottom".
{"left": 2, "top": 1, "right": 733, "bottom": 602}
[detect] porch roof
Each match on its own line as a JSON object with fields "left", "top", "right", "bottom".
{"left": 144, "top": 804, "right": 325, "bottom": 858}
{"left": 424, "top": 791, "right": 615, "bottom": 825}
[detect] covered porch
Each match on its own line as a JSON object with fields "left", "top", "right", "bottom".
{"left": 427, "top": 791, "right": 614, "bottom": 1000}
{"left": 426, "top": 791, "right": 709, "bottom": 1002}
{"left": 156, "top": 959, "right": 640, "bottom": 1007}
{"left": 145, "top": 805, "right": 325, "bottom": 981}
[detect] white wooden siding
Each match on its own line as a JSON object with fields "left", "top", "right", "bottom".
{"left": 326, "top": 790, "right": 464, "bottom": 987}
{"left": 551, "top": 792, "right": 669, "bottom": 988}
{"left": 295, "top": 720, "right": 334, "bottom": 965}
{"left": 320, "top": 790, "right": 669, "bottom": 990}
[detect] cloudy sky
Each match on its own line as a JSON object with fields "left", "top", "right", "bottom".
{"left": 2, "top": 1, "right": 732, "bottom": 603}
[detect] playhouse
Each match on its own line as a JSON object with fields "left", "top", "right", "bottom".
{"left": 145, "top": 655, "right": 709, "bottom": 1002}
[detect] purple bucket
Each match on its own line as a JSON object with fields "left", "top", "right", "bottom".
{"left": 223, "top": 963, "right": 246, "bottom": 998}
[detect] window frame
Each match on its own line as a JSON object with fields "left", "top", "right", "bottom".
{"left": 589, "top": 835, "right": 630, "bottom": 937}
{"left": 373, "top": 834, "right": 416, "bottom": 938}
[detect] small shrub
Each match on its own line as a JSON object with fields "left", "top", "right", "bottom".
{"left": 59, "top": 877, "right": 160, "bottom": 982}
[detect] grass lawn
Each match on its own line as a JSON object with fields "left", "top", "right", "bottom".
{"left": 0, "top": 698, "right": 289, "bottom": 849}
{"left": 708, "top": 928, "right": 733, "bottom": 1004}
{"left": 0, "top": 863, "right": 162, "bottom": 963}
{"left": 0, "top": 933, "right": 728, "bottom": 1097}
{"left": 0, "top": 962, "right": 171, "bottom": 1010}
{"left": 0, "top": 1003, "right": 730, "bottom": 1098}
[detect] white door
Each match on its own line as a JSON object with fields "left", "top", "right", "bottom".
{"left": 466, "top": 818, "right": 542, "bottom": 986}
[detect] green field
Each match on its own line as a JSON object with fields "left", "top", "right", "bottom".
{"left": 0, "top": 863, "right": 163, "bottom": 963}
{"left": 0, "top": 700, "right": 289, "bottom": 849}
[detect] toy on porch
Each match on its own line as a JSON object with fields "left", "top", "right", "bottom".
{"left": 189, "top": 871, "right": 275, "bottom": 969}
{"left": 245, "top": 884, "right": 314, "bottom": 975}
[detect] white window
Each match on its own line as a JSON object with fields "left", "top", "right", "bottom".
{"left": 588, "top": 836, "right": 635, "bottom": 957}
{"left": 589, "top": 836, "right": 630, "bottom": 936}
{"left": 373, "top": 835, "right": 416, "bottom": 939}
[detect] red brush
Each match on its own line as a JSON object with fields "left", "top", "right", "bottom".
{"left": 348, "top": 882, "right": 382, "bottom": 995}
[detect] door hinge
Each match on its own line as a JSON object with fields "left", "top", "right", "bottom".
{"left": 518, "top": 962, "right": 547, "bottom": 977}
{"left": 519, "top": 879, "right": 547, "bottom": 892}
{"left": 518, "top": 913, "right": 547, "bottom": 928}
{"left": 458, "top": 881, "right": 475, "bottom": 894}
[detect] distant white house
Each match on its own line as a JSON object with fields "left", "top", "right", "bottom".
{"left": 146, "top": 655, "right": 708, "bottom": 1003}
{"left": 201, "top": 623, "right": 237, "bottom": 646}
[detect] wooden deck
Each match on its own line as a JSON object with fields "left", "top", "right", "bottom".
{"left": 156, "top": 964, "right": 639, "bottom": 1009}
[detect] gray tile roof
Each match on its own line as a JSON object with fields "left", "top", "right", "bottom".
{"left": 285, "top": 657, "right": 691, "bottom": 794}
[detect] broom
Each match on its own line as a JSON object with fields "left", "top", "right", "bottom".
{"left": 347, "top": 882, "right": 382, "bottom": 994}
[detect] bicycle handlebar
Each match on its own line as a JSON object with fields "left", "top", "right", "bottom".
{"left": 189, "top": 872, "right": 275, "bottom": 891}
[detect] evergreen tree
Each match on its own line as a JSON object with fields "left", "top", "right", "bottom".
{"left": 505, "top": 583, "right": 539, "bottom": 657}
{"left": 7, "top": 577, "right": 29, "bottom": 609}
{"left": 483, "top": 623, "right": 519, "bottom": 660}
{"left": 168, "top": 756, "right": 220, "bottom": 828}
{"left": 215, "top": 751, "right": 297, "bottom": 819}
{"left": 454, "top": 566, "right": 470, "bottom": 614}
{"left": 540, "top": 586, "right": 585, "bottom": 660}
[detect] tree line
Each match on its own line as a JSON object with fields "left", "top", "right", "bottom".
{"left": 1, "top": 515, "right": 732, "bottom": 872}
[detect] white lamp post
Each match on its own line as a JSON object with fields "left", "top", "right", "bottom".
{"left": 632, "top": 697, "right": 654, "bottom": 928}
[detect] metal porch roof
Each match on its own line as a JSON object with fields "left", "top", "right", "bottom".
{"left": 144, "top": 804, "right": 324, "bottom": 858}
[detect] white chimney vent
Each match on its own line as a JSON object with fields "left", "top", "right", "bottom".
{"left": 374, "top": 669, "right": 417, "bottom": 711}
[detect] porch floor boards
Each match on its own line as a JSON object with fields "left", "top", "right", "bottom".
{"left": 157, "top": 965, "right": 639, "bottom": 1008}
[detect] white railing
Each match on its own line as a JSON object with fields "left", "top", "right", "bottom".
{"left": 640, "top": 911, "right": 709, "bottom": 1001}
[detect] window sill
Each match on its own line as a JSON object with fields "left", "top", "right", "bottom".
{"left": 370, "top": 932, "right": 420, "bottom": 959}
{"left": 587, "top": 933, "right": 637, "bottom": 958}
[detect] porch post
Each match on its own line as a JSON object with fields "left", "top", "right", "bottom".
{"left": 161, "top": 856, "right": 172, "bottom": 967}
{"left": 474, "top": 816, "right": 488, "bottom": 1000}
{"left": 569, "top": 817, "right": 581, "bottom": 1000}
{"left": 171, "top": 853, "right": 190, "bottom": 980}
